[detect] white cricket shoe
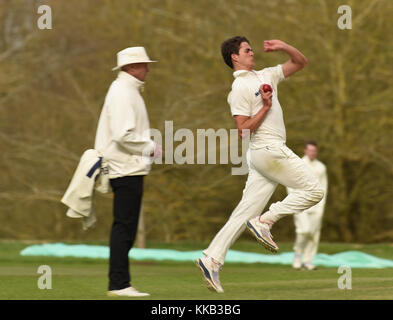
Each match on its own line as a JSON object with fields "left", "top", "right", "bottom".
{"left": 247, "top": 216, "right": 279, "bottom": 253}
{"left": 293, "top": 254, "right": 302, "bottom": 269}
{"left": 301, "top": 263, "right": 317, "bottom": 271}
{"left": 195, "top": 256, "right": 224, "bottom": 293}
{"left": 107, "top": 286, "right": 150, "bottom": 297}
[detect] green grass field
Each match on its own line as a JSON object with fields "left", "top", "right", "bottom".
{"left": 1, "top": 240, "right": 393, "bottom": 300}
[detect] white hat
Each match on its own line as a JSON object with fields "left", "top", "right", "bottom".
{"left": 112, "top": 46, "right": 156, "bottom": 71}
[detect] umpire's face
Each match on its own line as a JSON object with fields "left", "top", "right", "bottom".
{"left": 130, "top": 63, "right": 149, "bottom": 82}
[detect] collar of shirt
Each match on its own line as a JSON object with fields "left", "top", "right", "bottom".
{"left": 117, "top": 71, "right": 145, "bottom": 92}
{"left": 233, "top": 69, "right": 255, "bottom": 78}
{"left": 303, "top": 155, "right": 316, "bottom": 164}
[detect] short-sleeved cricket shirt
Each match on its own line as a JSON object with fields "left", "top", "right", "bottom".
{"left": 228, "top": 64, "right": 286, "bottom": 148}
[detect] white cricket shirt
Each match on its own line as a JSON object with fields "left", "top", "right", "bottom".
{"left": 228, "top": 64, "right": 286, "bottom": 148}
{"left": 302, "top": 155, "right": 328, "bottom": 199}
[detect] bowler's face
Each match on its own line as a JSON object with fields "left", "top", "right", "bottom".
{"left": 232, "top": 42, "right": 255, "bottom": 70}
{"left": 304, "top": 145, "right": 318, "bottom": 161}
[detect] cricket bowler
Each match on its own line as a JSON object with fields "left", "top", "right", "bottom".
{"left": 196, "top": 36, "right": 324, "bottom": 293}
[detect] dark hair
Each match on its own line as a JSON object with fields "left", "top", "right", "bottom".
{"left": 221, "top": 36, "right": 250, "bottom": 69}
{"left": 304, "top": 140, "right": 318, "bottom": 148}
{"left": 121, "top": 64, "right": 133, "bottom": 72}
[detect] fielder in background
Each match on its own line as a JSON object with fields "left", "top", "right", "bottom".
{"left": 287, "top": 140, "right": 328, "bottom": 270}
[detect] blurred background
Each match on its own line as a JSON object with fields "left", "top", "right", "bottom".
{"left": 0, "top": 0, "right": 392, "bottom": 245}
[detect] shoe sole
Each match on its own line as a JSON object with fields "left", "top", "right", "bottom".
{"left": 107, "top": 291, "right": 150, "bottom": 297}
{"left": 195, "top": 259, "right": 222, "bottom": 293}
{"left": 246, "top": 222, "right": 278, "bottom": 253}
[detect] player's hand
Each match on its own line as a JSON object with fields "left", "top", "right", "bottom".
{"left": 259, "top": 85, "right": 273, "bottom": 108}
{"left": 264, "top": 40, "right": 286, "bottom": 52}
{"left": 150, "top": 144, "right": 162, "bottom": 159}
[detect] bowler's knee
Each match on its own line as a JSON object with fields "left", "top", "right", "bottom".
{"left": 308, "top": 186, "right": 324, "bottom": 205}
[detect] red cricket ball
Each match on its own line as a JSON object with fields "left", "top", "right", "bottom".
{"left": 262, "top": 84, "right": 273, "bottom": 92}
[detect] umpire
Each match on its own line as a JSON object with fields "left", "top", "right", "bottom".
{"left": 95, "top": 47, "right": 161, "bottom": 297}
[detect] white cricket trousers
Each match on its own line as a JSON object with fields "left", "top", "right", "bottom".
{"left": 203, "top": 142, "right": 324, "bottom": 265}
{"left": 293, "top": 204, "right": 324, "bottom": 265}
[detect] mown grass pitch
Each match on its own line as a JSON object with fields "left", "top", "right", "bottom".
{"left": 1, "top": 241, "right": 393, "bottom": 300}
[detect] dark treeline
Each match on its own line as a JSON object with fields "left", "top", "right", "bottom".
{"left": 0, "top": 0, "right": 392, "bottom": 243}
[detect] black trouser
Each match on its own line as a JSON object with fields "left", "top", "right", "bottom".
{"left": 108, "top": 175, "right": 144, "bottom": 291}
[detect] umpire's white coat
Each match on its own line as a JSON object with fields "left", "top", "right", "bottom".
{"left": 61, "top": 149, "right": 110, "bottom": 230}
